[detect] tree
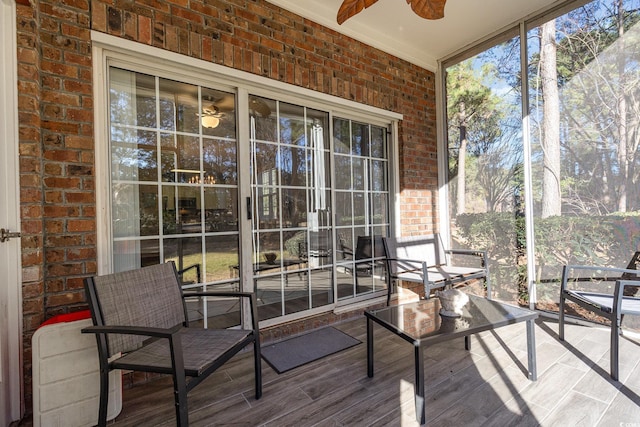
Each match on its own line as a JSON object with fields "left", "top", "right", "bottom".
{"left": 556, "top": 0, "right": 640, "bottom": 213}
{"left": 447, "top": 62, "right": 503, "bottom": 215}
{"left": 539, "top": 20, "right": 562, "bottom": 217}
{"left": 528, "top": 0, "right": 640, "bottom": 215}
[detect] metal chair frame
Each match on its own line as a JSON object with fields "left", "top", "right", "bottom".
{"left": 82, "top": 261, "right": 262, "bottom": 426}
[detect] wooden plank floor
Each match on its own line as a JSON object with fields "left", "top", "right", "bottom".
{"left": 107, "top": 316, "right": 640, "bottom": 426}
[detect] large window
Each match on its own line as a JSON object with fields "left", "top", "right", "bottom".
{"left": 444, "top": 0, "right": 640, "bottom": 310}
{"left": 445, "top": 37, "right": 524, "bottom": 303}
{"left": 528, "top": 0, "right": 640, "bottom": 308}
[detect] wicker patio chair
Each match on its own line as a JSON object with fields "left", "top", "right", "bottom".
{"left": 82, "top": 261, "right": 262, "bottom": 426}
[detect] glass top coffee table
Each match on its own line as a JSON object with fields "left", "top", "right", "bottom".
{"left": 365, "top": 295, "right": 538, "bottom": 425}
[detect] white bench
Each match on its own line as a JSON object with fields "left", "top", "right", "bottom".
{"left": 382, "top": 234, "right": 490, "bottom": 303}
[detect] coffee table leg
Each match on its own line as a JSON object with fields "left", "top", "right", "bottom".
{"left": 526, "top": 318, "right": 537, "bottom": 381}
{"left": 367, "top": 317, "right": 374, "bottom": 378}
{"left": 414, "top": 343, "right": 425, "bottom": 424}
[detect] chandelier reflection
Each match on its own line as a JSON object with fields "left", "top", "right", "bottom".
{"left": 188, "top": 175, "right": 217, "bottom": 184}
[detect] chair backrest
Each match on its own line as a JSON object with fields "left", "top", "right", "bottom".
{"left": 309, "top": 230, "right": 332, "bottom": 256}
{"left": 85, "top": 262, "right": 186, "bottom": 356}
{"left": 383, "top": 235, "right": 446, "bottom": 275}
{"left": 355, "top": 235, "right": 385, "bottom": 260}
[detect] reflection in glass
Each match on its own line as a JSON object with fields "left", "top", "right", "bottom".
{"left": 251, "top": 96, "right": 338, "bottom": 319}
{"left": 371, "top": 160, "right": 387, "bottom": 191}
{"left": 280, "top": 146, "right": 310, "bottom": 186}
{"left": 162, "top": 186, "right": 202, "bottom": 235}
{"left": 352, "top": 158, "right": 365, "bottom": 191}
{"left": 334, "top": 155, "right": 352, "bottom": 190}
{"left": 250, "top": 96, "right": 277, "bottom": 142}
{"left": 110, "top": 68, "right": 156, "bottom": 128}
{"left": 109, "top": 67, "right": 241, "bottom": 329}
{"left": 351, "top": 122, "right": 369, "bottom": 156}
{"left": 203, "top": 188, "right": 238, "bottom": 232}
{"left": 372, "top": 193, "right": 389, "bottom": 225}
{"left": 332, "top": 117, "right": 390, "bottom": 301}
{"left": 205, "top": 235, "right": 239, "bottom": 283}
{"left": 203, "top": 138, "right": 237, "bottom": 185}
{"left": 279, "top": 102, "right": 306, "bottom": 145}
{"left": 333, "top": 118, "right": 351, "bottom": 154}
{"left": 370, "top": 126, "right": 386, "bottom": 158}
{"left": 159, "top": 79, "right": 199, "bottom": 133}
{"left": 281, "top": 188, "right": 307, "bottom": 227}
{"left": 254, "top": 142, "right": 278, "bottom": 180}
{"left": 112, "top": 184, "right": 159, "bottom": 238}
{"left": 164, "top": 236, "right": 203, "bottom": 281}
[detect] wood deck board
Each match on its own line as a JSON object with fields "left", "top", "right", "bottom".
{"left": 102, "top": 317, "right": 640, "bottom": 426}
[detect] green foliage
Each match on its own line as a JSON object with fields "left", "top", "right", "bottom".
{"left": 454, "top": 212, "right": 640, "bottom": 301}
{"left": 284, "top": 231, "right": 306, "bottom": 257}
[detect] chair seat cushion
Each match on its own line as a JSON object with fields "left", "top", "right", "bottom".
{"left": 565, "top": 290, "right": 640, "bottom": 315}
{"left": 112, "top": 327, "right": 253, "bottom": 376}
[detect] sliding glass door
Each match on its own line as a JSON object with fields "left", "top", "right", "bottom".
{"left": 107, "top": 66, "right": 393, "bottom": 326}
{"left": 249, "top": 96, "right": 334, "bottom": 321}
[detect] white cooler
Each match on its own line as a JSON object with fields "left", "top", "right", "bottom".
{"left": 32, "top": 311, "right": 122, "bottom": 427}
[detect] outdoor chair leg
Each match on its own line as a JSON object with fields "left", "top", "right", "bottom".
{"left": 611, "top": 315, "right": 621, "bottom": 381}
{"left": 173, "top": 373, "right": 189, "bottom": 426}
{"left": 558, "top": 294, "right": 565, "bottom": 341}
{"left": 97, "top": 368, "right": 109, "bottom": 427}
{"left": 254, "top": 339, "right": 263, "bottom": 399}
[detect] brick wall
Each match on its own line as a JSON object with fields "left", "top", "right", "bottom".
{"left": 16, "top": 0, "right": 437, "bottom": 416}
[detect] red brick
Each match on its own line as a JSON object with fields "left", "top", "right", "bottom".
{"left": 67, "top": 219, "right": 95, "bottom": 232}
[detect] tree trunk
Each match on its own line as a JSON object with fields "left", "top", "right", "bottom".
{"left": 540, "top": 20, "right": 562, "bottom": 218}
{"left": 616, "top": 0, "right": 628, "bottom": 212}
{"left": 456, "top": 102, "right": 467, "bottom": 215}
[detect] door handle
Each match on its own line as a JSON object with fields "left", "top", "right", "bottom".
{"left": 246, "top": 197, "right": 252, "bottom": 220}
{"left": 0, "top": 228, "right": 21, "bottom": 243}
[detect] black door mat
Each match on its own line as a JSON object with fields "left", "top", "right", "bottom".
{"left": 261, "top": 326, "right": 361, "bottom": 374}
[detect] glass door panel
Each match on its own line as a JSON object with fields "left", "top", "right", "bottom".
{"left": 108, "top": 67, "right": 241, "bottom": 328}
{"left": 250, "top": 95, "right": 333, "bottom": 321}
{"left": 333, "top": 118, "right": 390, "bottom": 301}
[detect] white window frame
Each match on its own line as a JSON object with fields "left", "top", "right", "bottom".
{"left": 92, "top": 32, "right": 402, "bottom": 321}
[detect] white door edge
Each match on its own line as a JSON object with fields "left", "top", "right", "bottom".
{"left": 1, "top": 0, "right": 24, "bottom": 423}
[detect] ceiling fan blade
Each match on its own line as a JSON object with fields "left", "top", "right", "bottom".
{"left": 407, "top": 0, "right": 446, "bottom": 20}
{"left": 249, "top": 98, "right": 272, "bottom": 117}
{"left": 212, "top": 94, "right": 235, "bottom": 112}
{"left": 337, "top": 0, "right": 379, "bottom": 25}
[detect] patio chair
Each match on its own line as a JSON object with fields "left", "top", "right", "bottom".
{"left": 382, "top": 234, "right": 489, "bottom": 305}
{"left": 82, "top": 261, "right": 262, "bottom": 426}
{"left": 559, "top": 264, "right": 640, "bottom": 380}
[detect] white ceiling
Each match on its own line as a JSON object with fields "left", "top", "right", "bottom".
{"left": 266, "top": 0, "right": 562, "bottom": 71}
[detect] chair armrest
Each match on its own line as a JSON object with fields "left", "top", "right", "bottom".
{"left": 614, "top": 280, "right": 640, "bottom": 309}
{"left": 386, "top": 257, "right": 428, "bottom": 273}
{"left": 177, "top": 263, "right": 202, "bottom": 283}
{"left": 561, "top": 265, "right": 640, "bottom": 293}
{"left": 386, "top": 257, "right": 427, "bottom": 265}
{"left": 446, "top": 248, "right": 485, "bottom": 256}
{"left": 183, "top": 291, "right": 260, "bottom": 331}
{"left": 81, "top": 323, "right": 182, "bottom": 339}
{"left": 185, "top": 291, "right": 254, "bottom": 299}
